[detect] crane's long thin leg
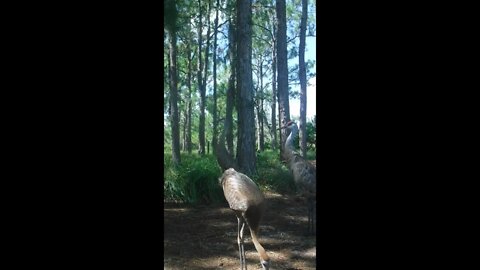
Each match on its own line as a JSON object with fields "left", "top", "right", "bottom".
{"left": 307, "top": 203, "right": 311, "bottom": 235}
{"left": 312, "top": 200, "right": 316, "bottom": 235}
{"left": 312, "top": 200, "right": 315, "bottom": 234}
{"left": 309, "top": 199, "right": 312, "bottom": 234}
{"left": 307, "top": 198, "right": 315, "bottom": 235}
{"left": 240, "top": 218, "right": 246, "bottom": 270}
{"left": 237, "top": 216, "right": 247, "bottom": 270}
{"left": 237, "top": 216, "right": 242, "bottom": 269}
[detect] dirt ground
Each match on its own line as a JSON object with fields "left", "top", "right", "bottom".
{"left": 164, "top": 191, "right": 317, "bottom": 270}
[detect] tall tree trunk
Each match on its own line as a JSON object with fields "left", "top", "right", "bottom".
{"left": 299, "top": 0, "right": 308, "bottom": 158}
{"left": 255, "top": 103, "right": 265, "bottom": 152}
{"left": 212, "top": 0, "right": 220, "bottom": 153}
{"left": 276, "top": 0, "right": 290, "bottom": 161}
{"left": 255, "top": 57, "right": 265, "bottom": 152}
{"left": 199, "top": 0, "right": 212, "bottom": 155}
{"left": 197, "top": 0, "right": 206, "bottom": 155}
{"left": 166, "top": 0, "right": 181, "bottom": 165}
{"left": 186, "top": 40, "right": 193, "bottom": 154}
{"left": 256, "top": 90, "right": 261, "bottom": 151}
{"left": 259, "top": 62, "right": 265, "bottom": 151}
{"left": 183, "top": 110, "right": 187, "bottom": 151}
{"left": 226, "top": 17, "right": 236, "bottom": 156}
{"left": 270, "top": 16, "right": 277, "bottom": 150}
{"left": 236, "top": 0, "right": 256, "bottom": 176}
{"left": 202, "top": 0, "right": 212, "bottom": 95}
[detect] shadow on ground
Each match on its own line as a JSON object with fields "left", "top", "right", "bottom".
{"left": 164, "top": 191, "right": 317, "bottom": 270}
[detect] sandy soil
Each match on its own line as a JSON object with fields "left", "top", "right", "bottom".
{"left": 164, "top": 191, "right": 317, "bottom": 270}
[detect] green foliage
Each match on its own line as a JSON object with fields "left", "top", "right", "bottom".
{"left": 164, "top": 152, "right": 225, "bottom": 204}
{"left": 306, "top": 150, "right": 316, "bottom": 160}
{"left": 164, "top": 0, "right": 318, "bottom": 204}
{"left": 164, "top": 147, "right": 320, "bottom": 204}
{"left": 254, "top": 150, "right": 297, "bottom": 194}
{"left": 306, "top": 115, "right": 316, "bottom": 150}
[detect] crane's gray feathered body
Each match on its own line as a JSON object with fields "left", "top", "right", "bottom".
{"left": 219, "top": 168, "right": 270, "bottom": 270}
{"left": 282, "top": 121, "right": 316, "bottom": 234}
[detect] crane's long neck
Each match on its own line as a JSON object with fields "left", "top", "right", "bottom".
{"left": 285, "top": 124, "right": 298, "bottom": 154}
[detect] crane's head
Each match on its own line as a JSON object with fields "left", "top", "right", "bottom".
{"left": 278, "top": 120, "right": 298, "bottom": 131}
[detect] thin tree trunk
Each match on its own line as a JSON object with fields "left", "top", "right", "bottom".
{"left": 212, "top": 0, "right": 220, "bottom": 153}
{"left": 299, "top": 0, "right": 308, "bottom": 158}
{"left": 259, "top": 61, "right": 265, "bottom": 151}
{"left": 197, "top": 0, "right": 205, "bottom": 155}
{"left": 276, "top": 0, "right": 290, "bottom": 161}
{"left": 226, "top": 16, "right": 236, "bottom": 156}
{"left": 255, "top": 57, "right": 265, "bottom": 152}
{"left": 271, "top": 16, "right": 277, "bottom": 150}
{"left": 200, "top": 0, "right": 212, "bottom": 155}
{"left": 186, "top": 40, "right": 193, "bottom": 154}
{"left": 256, "top": 94, "right": 261, "bottom": 151}
{"left": 183, "top": 111, "right": 187, "bottom": 151}
{"left": 236, "top": 0, "right": 256, "bottom": 176}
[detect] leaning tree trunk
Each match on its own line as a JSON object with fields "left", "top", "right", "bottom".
{"left": 236, "top": 0, "right": 256, "bottom": 176}
{"left": 299, "top": 0, "right": 308, "bottom": 158}
{"left": 276, "top": 0, "right": 290, "bottom": 161}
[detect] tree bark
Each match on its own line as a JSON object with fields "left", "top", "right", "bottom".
{"left": 197, "top": 0, "right": 207, "bottom": 155}
{"left": 236, "top": 0, "right": 256, "bottom": 176}
{"left": 276, "top": 0, "right": 290, "bottom": 161}
{"left": 226, "top": 16, "right": 236, "bottom": 156}
{"left": 270, "top": 15, "right": 277, "bottom": 150}
{"left": 212, "top": 0, "right": 220, "bottom": 153}
{"left": 166, "top": 0, "right": 181, "bottom": 165}
{"left": 186, "top": 40, "right": 193, "bottom": 154}
{"left": 199, "top": 0, "right": 212, "bottom": 155}
{"left": 260, "top": 63, "right": 265, "bottom": 151}
{"left": 299, "top": 0, "right": 308, "bottom": 158}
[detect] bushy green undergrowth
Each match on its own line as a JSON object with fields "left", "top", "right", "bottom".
{"left": 164, "top": 149, "right": 316, "bottom": 204}
{"left": 305, "top": 149, "right": 316, "bottom": 160}
{"left": 254, "top": 150, "right": 296, "bottom": 194}
{"left": 164, "top": 153, "right": 225, "bottom": 204}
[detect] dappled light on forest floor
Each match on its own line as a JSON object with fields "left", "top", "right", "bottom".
{"left": 164, "top": 191, "right": 317, "bottom": 270}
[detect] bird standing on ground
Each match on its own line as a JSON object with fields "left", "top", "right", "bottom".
{"left": 279, "top": 120, "right": 317, "bottom": 234}
{"left": 219, "top": 168, "right": 270, "bottom": 270}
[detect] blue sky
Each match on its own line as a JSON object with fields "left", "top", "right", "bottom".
{"left": 288, "top": 36, "right": 316, "bottom": 121}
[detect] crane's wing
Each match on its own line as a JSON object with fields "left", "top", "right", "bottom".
{"left": 290, "top": 154, "right": 316, "bottom": 198}
{"left": 220, "top": 168, "right": 264, "bottom": 212}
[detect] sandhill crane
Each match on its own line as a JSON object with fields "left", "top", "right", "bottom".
{"left": 219, "top": 168, "right": 270, "bottom": 270}
{"left": 279, "top": 120, "right": 316, "bottom": 234}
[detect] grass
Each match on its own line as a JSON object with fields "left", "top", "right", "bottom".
{"left": 164, "top": 152, "right": 224, "bottom": 204}
{"left": 164, "top": 149, "right": 316, "bottom": 204}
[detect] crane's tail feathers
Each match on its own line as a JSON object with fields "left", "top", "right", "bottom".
{"left": 244, "top": 202, "right": 265, "bottom": 234}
